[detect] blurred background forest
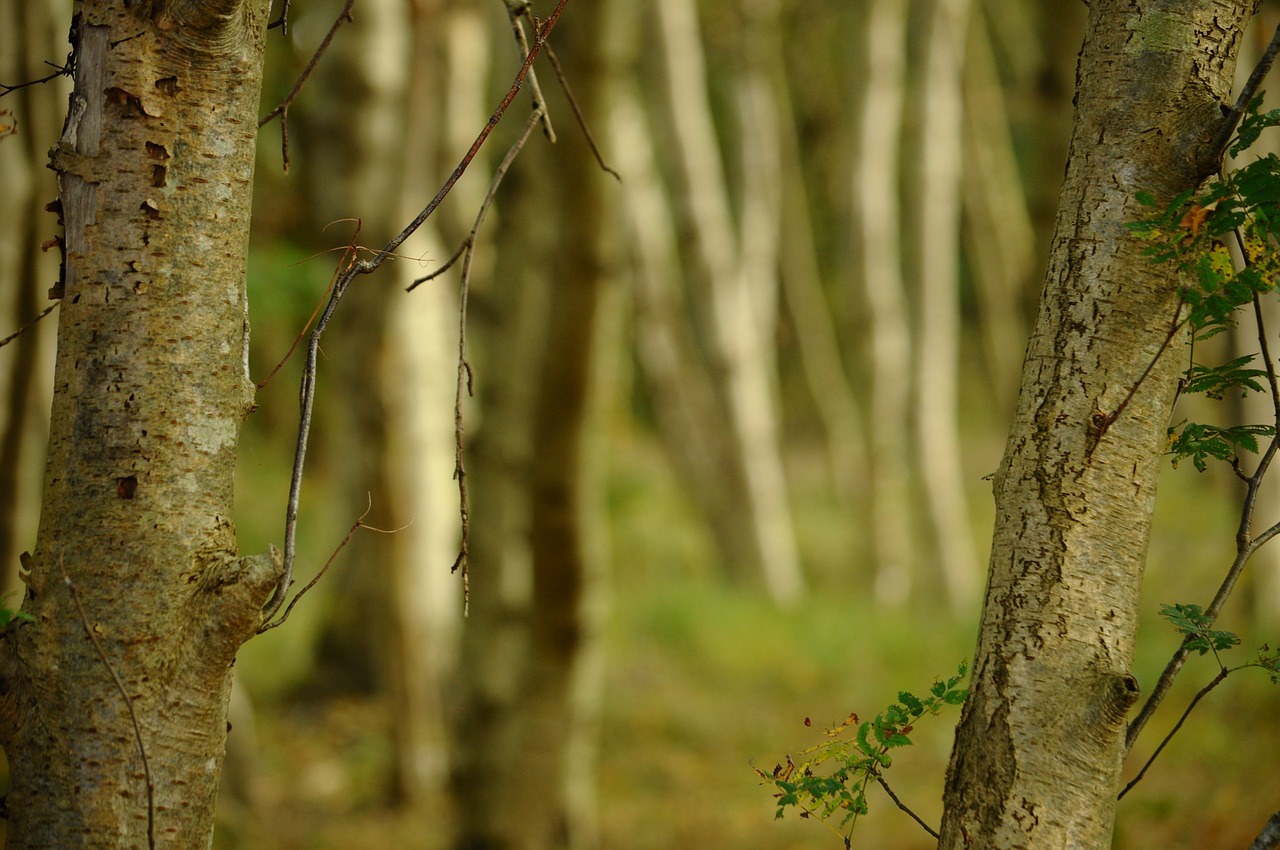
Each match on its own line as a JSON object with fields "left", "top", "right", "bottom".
{"left": 3, "top": 0, "right": 1280, "bottom": 847}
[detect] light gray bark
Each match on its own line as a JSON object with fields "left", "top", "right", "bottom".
{"left": 939, "top": 2, "right": 1256, "bottom": 847}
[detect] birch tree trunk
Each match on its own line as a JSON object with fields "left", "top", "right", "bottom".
{"left": 0, "top": 0, "right": 280, "bottom": 846}
{"left": 854, "top": 0, "right": 914, "bottom": 604}
{"left": 0, "top": 0, "right": 63, "bottom": 594}
{"left": 938, "top": 2, "right": 1255, "bottom": 846}
{"left": 451, "top": 2, "right": 618, "bottom": 847}
{"left": 910, "top": 0, "right": 979, "bottom": 611}
{"left": 655, "top": 0, "right": 804, "bottom": 605}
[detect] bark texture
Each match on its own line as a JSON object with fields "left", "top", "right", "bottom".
{"left": 0, "top": 0, "right": 278, "bottom": 846}
{"left": 938, "top": 2, "right": 1255, "bottom": 848}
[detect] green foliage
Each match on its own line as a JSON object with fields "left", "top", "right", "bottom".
{"left": 0, "top": 594, "right": 32, "bottom": 629}
{"left": 1159, "top": 603, "right": 1240, "bottom": 656}
{"left": 1128, "top": 93, "right": 1280, "bottom": 472}
{"left": 755, "top": 662, "right": 968, "bottom": 844}
{"left": 1165, "top": 421, "right": 1275, "bottom": 471}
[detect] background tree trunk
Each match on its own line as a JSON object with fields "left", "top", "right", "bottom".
{"left": 0, "top": 0, "right": 281, "bottom": 846}
{"left": 0, "top": 0, "right": 63, "bottom": 595}
{"left": 939, "top": 2, "right": 1255, "bottom": 846}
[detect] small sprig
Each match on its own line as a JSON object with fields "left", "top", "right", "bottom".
{"left": 756, "top": 662, "right": 967, "bottom": 845}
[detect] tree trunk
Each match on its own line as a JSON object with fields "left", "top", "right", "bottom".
{"left": 0, "top": 0, "right": 63, "bottom": 595}
{"left": 654, "top": 0, "right": 805, "bottom": 604}
{"left": 938, "top": 2, "right": 1255, "bottom": 847}
{"left": 910, "top": 0, "right": 979, "bottom": 611}
{"left": 854, "top": 0, "right": 914, "bottom": 604}
{"left": 0, "top": 0, "right": 280, "bottom": 847}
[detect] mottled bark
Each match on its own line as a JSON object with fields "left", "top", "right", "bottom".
{"left": 939, "top": 2, "right": 1255, "bottom": 847}
{"left": 0, "top": 0, "right": 279, "bottom": 846}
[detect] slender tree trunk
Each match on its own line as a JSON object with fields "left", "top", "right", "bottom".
{"left": 854, "top": 0, "right": 914, "bottom": 604}
{"left": 0, "top": 0, "right": 280, "bottom": 846}
{"left": 910, "top": 0, "right": 979, "bottom": 611}
{"left": 961, "top": 9, "right": 1035, "bottom": 413}
{"left": 0, "top": 0, "right": 63, "bottom": 593}
{"left": 938, "top": 2, "right": 1255, "bottom": 846}
{"left": 655, "top": 0, "right": 805, "bottom": 604}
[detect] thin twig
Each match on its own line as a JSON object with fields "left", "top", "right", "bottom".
{"left": 503, "top": 0, "right": 556, "bottom": 141}
{"left": 259, "top": 0, "right": 356, "bottom": 172}
{"left": 1119, "top": 666, "right": 1229, "bottom": 799}
{"left": 872, "top": 771, "right": 939, "bottom": 839}
{"left": 0, "top": 303, "right": 57, "bottom": 350}
{"left": 58, "top": 557, "right": 155, "bottom": 850}
{"left": 442, "top": 107, "right": 545, "bottom": 616}
{"left": 268, "top": 0, "right": 294, "bottom": 35}
{"left": 536, "top": 35, "right": 621, "bottom": 181}
{"left": 256, "top": 222, "right": 363, "bottom": 390}
{"left": 514, "top": 3, "right": 624, "bottom": 180}
{"left": 0, "top": 60, "right": 73, "bottom": 98}
{"left": 257, "top": 0, "right": 570, "bottom": 630}
{"left": 257, "top": 501, "right": 377, "bottom": 634}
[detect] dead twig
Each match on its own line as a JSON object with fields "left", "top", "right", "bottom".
{"left": 259, "top": 0, "right": 356, "bottom": 172}
{"left": 257, "top": 0, "right": 570, "bottom": 630}
{"left": 0, "top": 303, "right": 57, "bottom": 351}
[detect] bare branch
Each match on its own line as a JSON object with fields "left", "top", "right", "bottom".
{"left": 257, "top": 501, "right": 374, "bottom": 633}
{"left": 257, "top": 0, "right": 570, "bottom": 628}
{"left": 0, "top": 304, "right": 57, "bottom": 351}
{"left": 259, "top": 0, "right": 356, "bottom": 172}
{"left": 872, "top": 771, "right": 938, "bottom": 840}
{"left": 1119, "top": 665, "right": 1229, "bottom": 799}
{"left": 1248, "top": 810, "right": 1280, "bottom": 850}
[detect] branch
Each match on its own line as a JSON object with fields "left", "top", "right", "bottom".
{"left": 0, "top": 304, "right": 57, "bottom": 350}
{"left": 1204, "top": 22, "right": 1280, "bottom": 171}
{"left": 257, "top": 502, "right": 375, "bottom": 633}
{"left": 511, "top": 3, "right": 621, "bottom": 180}
{"left": 258, "top": 0, "right": 356, "bottom": 172}
{"left": 1249, "top": 810, "right": 1280, "bottom": 850}
{"left": 1127, "top": 251, "right": 1280, "bottom": 750}
{"left": 872, "top": 771, "right": 938, "bottom": 840}
{"left": 410, "top": 106, "right": 545, "bottom": 616}
{"left": 256, "top": 0, "right": 570, "bottom": 628}
{"left": 1119, "top": 665, "right": 1229, "bottom": 799}
{"left": 58, "top": 557, "right": 155, "bottom": 850}
{"left": 502, "top": 0, "right": 556, "bottom": 141}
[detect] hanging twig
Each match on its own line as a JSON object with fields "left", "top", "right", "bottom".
{"left": 58, "top": 556, "right": 155, "bottom": 850}
{"left": 257, "top": 0, "right": 570, "bottom": 631}
{"left": 502, "top": 0, "right": 556, "bottom": 141}
{"left": 511, "top": 3, "right": 620, "bottom": 180}
{"left": 259, "top": 0, "right": 356, "bottom": 172}
{"left": 409, "top": 106, "right": 545, "bottom": 616}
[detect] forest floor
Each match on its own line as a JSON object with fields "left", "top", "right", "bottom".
{"left": 217, "top": 437, "right": 1280, "bottom": 850}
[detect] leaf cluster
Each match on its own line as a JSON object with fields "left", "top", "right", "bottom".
{"left": 1159, "top": 602, "right": 1241, "bottom": 656}
{"left": 755, "top": 662, "right": 968, "bottom": 840}
{"left": 1128, "top": 94, "right": 1280, "bottom": 472}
